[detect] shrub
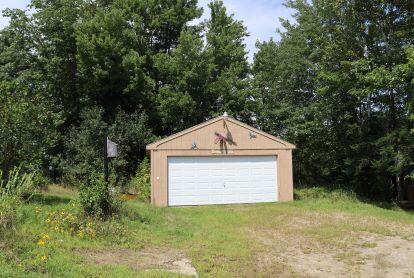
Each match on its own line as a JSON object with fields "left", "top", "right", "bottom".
{"left": 61, "top": 107, "right": 154, "bottom": 187}
{"left": 127, "top": 157, "right": 151, "bottom": 202}
{"left": 32, "top": 172, "right": 50, "bottom": 191}
{"left": 78, "top": 173, "right": 121, "bottom": 218}
{"left": 61, "top": 107, "right": 107, "bottom": 187}
{"left": 109, "top": 111, "right": 155, "bottom": 182}
{"left": 0, "top": 167, "right": 35, "bottom": 200}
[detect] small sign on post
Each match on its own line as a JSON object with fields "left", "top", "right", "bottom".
{"left": 104, "top": 135, "right": 118, "bottom": 184}
{"left": 107, "top": 138, "right": 118, "bottom": 158}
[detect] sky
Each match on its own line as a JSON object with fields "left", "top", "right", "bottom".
{"left": 0, "top": 0, "right": 30, "bottom": 27}
{"left": 0, "top": 0, "right": 294, "bottom": 61}
{"left": 196, "top": 0, "right": 294, "bottom": 60}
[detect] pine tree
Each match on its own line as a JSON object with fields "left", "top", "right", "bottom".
{"left": 205, "top": 0, "right": 252, "bottom": 121}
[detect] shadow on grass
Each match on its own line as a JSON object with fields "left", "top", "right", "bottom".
{"left": 28, "top": 193, "right": 73, "bottom": 206}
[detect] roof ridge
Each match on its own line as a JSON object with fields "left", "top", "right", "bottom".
{"left": 146, "top": 115, "right": 224, "bottom": 149}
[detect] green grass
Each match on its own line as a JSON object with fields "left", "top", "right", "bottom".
{"left": 1, "top": 186, "right": 414, "bottom": 277}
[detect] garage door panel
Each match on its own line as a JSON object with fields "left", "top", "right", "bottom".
{"left": 168, "top": 156, "right": 277, "bottom": 206}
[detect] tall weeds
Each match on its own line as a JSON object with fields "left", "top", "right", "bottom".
{"left": 0, "top": 168, "right": 35, "bottom": 200}
{"left": 0, "top": 168, "right": 34, "bottom": 240}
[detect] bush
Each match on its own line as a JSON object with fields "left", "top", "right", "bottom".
{"left": 79, "top": 173, "right": 121, "bottom": 218}
{"left": 32, "top": 172, "right": 50, "bottom": 191}
{"left": 109, "top": 111, "right": 155, "bottom": 183}
{"left": 0, "top": 168, "right": 35, "bottom": 200}
{"left": 61, "top": 107, "right": 107, "bottom": 187}
{"left": 61, "top": 107, "right": 154, "bottom": 187}
{"left": 126, "top": 157, "right": 151, "bottom": 202}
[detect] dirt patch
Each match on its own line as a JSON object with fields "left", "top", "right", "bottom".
{"left": 79, "top": 247, "right": 197, "bottom": 276}
{"left": 355, "top": 232, "right": 414, "bottom": 277}
{"left": 250, "top": 213, "right": 414, "bottom": 277}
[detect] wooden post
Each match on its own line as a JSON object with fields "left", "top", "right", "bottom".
{"left": 104, "top": 134, "right": 109, "bottom": 184}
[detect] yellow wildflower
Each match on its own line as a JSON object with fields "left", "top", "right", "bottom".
{"left": 77, "top": 230, "right": 84, "bottom": 238}
{"left": 40, "top": 255, "right": 47, "bottom": 261}
{"left": 38, "top": 239, "right": 46, "bottom": 246}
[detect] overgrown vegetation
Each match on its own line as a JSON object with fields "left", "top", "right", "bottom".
{"left": 253, "top": 1, "right": 414, "bottom": 199}
{"left": 0, "top": 168, "right": 35, "bottom": 200}
{"left": 1, "top": 0, "right": 413, "bottom": 275}
{"left": 1, "top": 0, "right": 412, "bottom": 200}
{"left": 0, "top": 167, "right": 35, "bottom": 243}
{"left": 78, "top": 173, "right": 121, "bottom": 218}
{"left": 294, "top": 187, "right": 358, "bottom": 202}
{"left": 1, "top": 186, "right": 414, "bottom": 276}
{"left": 126, "top": 157, "right": 151, "bottom": 202}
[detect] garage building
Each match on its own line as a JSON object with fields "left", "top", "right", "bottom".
{"left": 146, "top": 113, "right": 295, "bottom": 207}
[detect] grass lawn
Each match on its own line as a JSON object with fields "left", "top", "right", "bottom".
{"left": 2, "top": 186, "right": 414, "bottom": 277}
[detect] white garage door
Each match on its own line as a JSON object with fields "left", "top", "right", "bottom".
{"left": 168, "top": 156, "right": 277, "bottom": 206}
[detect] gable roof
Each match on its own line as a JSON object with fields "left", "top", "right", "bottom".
{"left": 146, "top": 114, "right": 296, "bottom": 150}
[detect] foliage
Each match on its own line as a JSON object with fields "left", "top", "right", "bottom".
{"left": 44, "top": 204, "right": 96, "bottom": 238}
{"left": 1, "top": 0, "right": 413, "bottom": 201}
{"left": 0, "top": 167, "right": 35, "bottom": 239}
{"left": 0, "top": 168, "right": 35, "bottom": 200}
{"left": 253, "top": 0, "right": 414, "bottom": 199}
{"left": 0, "top": 7, "right": 60, "bottom": 178}
{"left": 205, "top": 0, "right": 252, "bottom": 122}
{"left": 61, "top": 107, "right": 154, "bottom": 186}
{"left": 0, "top": 85, "right": 58, "bottom": 177}
{"left": 127, "top": 157, "right": 151, "bottom": 202}
{"left": 294, "top": 187, "right": 358, "bottom": 202}
{"left": 61, "top": 107, "right": 107, "bottom": 186}
{"left": 108, "top": 111, "right": 155, "bottom": 182}
{"left": 0, "top": 0, "right": 253, "bottom": 191}
{"left": 32, "top": 172, "right": 51, "bottom": 191}
{"left": 78, "top": 173, "right": 121, "bottom": 218}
